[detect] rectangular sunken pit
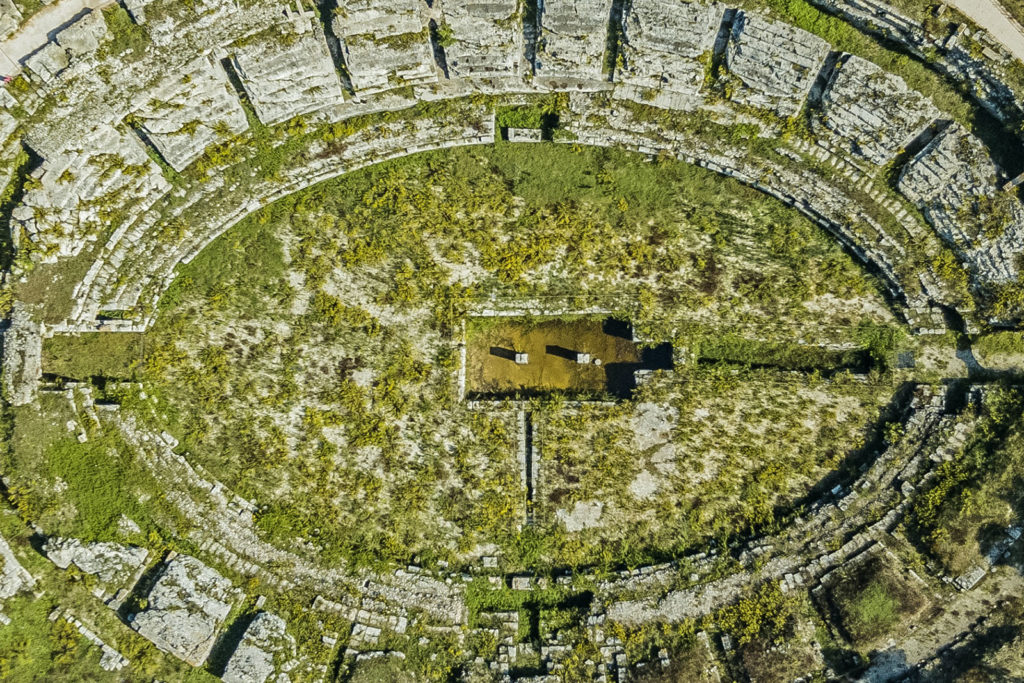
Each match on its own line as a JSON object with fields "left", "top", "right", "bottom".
{"left": 464, "top": 316, "right": 672, "bottom": 400}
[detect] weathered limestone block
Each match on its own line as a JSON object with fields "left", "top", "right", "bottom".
{"left": 898, "top": 123, "right": 1024, "bottom": 282}
{"left": 616, "top": 0, "right": 723, "bottom": 106}
{"left": 55, "top": 9, "right": 108, "bottom": 57}
{"left": 440, "top": 0, "right": 523, "bottom": 80}
{"left": 132, "top": 57, "right": 249, "bottom": 171}
{"left": 24, "top": 43, "right": 70, "bottom": 82}
{"left": 534, "top": 0, "right": 613, "bottom": 84}
{"left": 0, "top": 533, "right": 35, "bottom": 603}
{"left": 222, "top": 612, "right": 296, "bottom": 683}
{"left": 43, "top": 537, "right": 148, "bottom": 586}
{"left": 24, "top": 10, "right": 107, "bottom": 82}
{"left": 13, "top": 123, "right": 170, "bottom": 262}
{"left": 2, "top": 303, "right": 41, "bottom": 407}
{"left": 334, "top": 0, "right": 437, "bottom": 95}
{"left": 130, "top": 554, "right": 236, "bottom": 667}
{"left": 231, "top": 7, "right": 343, "bottom": 125}
{"left": 816, "top": 55, "right": 938, "bottom": 165}
{"left": 0, "top": 0, "right": 22, "bottom": 40}
{"left": 725, "top": 11, "right": 829, "bottom": 116}
{"left": 0, "top": 108, "right": 16, "bottom": 143}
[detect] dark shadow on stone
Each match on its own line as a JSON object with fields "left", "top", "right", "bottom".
{"left": 640, "top": 343, "right": 673, "bottom": 370}
{"left": 490, "top": 346, "right": 517, "bottom": 361}
{"left": 602, "top": 318, "right": 632, "bottom": 340}
{"left": 314, "top": 0, "right": 356, "bottom": 96}
{"left": 545, "top": 345, "right": 578, "bottom": 361}
{"left": 602, "top": 362, "right": 638, "bottom": 398}
{"left": 906, "top": 624, "right": 1021, "bottom": 682}
{"left": 785, "top": 381, "right": 917, "bottom": 522}
{"left": 206, "top": 610, "right": 258, "bottom": 677}
{"left": 117, "top": 554, "right": 169, "bottom": 622}
{"left": 428, "top": 19, "right": 450, "bottom": 79}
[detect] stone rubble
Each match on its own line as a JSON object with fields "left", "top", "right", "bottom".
{"left": 615, "top": 0, "right": 723, "bottom": 109}
{"left": 113, "top": 414, "right": 468, "bottom": 631}
{"left": 231, "top": 3, "right": 344, "bottom": 125}
{"left": 816, "top": 54, "right": 939, "bottom": 165}
{"left": 955, "top": 524, "right": 1022, "bottom": 590}
{"left": 898, "top": 122, "right": 1024, "bottom": 283}
{"left": 534, "top": 0, "right": 613, "bottom": 84}
{"left": 131, "top": 56, "right": 249, "bottom": 171}
{"left": 130, "top": 553, "right": 238, "bottom": 667}
{"left": 48, "top": 608, "right": 130, "bottom": 671}
{"left": 604, "top": 385, "right": 959, "bottom": 625}
{"left": 333, "top": 0, "right": 437, "bottom": 95}
{"left": 726, "top": 11, "right": 830, "bottom": 116}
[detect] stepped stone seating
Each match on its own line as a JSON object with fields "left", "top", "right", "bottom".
{"left": 441, "top": 0, "right": 523, "bottom": 79}
{"left": 131, "top": 57, "right": 249, "bottom": 171}
{"left": 334, "top": 0, "right": 437, "bottom": 95}
{"left": 726, "top": 11, "right": 829, "bottom": 116}
{"left": 13, "top": 123, "right": 170, "bottom": 262}
{"left": 231, "top": 7, "right": 343, "bottom": 125}
{"left": 898, "top": 123, "right": 1024, "bottom": 282}
{"left": 816, "top": 55, "right": 938, "bottom": 165}
{"left": 534, "top": 0, "right": 613, "bottom": 84}
{"left": 615, "top": 0, "right": 723, "bottom": 107}
{"left": 123, "top": 0, "right": 240, "bottom": 47}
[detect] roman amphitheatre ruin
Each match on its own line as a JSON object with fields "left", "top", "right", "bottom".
{"left": 0, "top": 0, "right": 1023, "bottom": 680}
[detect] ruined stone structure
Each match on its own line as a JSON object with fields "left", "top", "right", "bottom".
{"left": 1, "top": 0, "right": 1024, "bottom": 679}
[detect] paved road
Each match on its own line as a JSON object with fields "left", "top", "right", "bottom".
{"left": 949, "top": 0, "right": 1024, "bottom": 63}
{"left": 0, "top": 0, "right": 113, "bottom": 76}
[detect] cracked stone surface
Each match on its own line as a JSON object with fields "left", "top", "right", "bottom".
{"left": 131, "top": 56, "right": 249, "bottom": 171}
{"left": 123, "top": 0, "right": 241, "bottom": 47}
{"left": 130, "top": 554, "right": 237, "bottom": 667}
{"left": 816, "top": 54, "right": 939, "bottom": 165}
{"left": 726, "top": 10, "right": 830, "bottom": 116}
{"left": 14, "top": 122, "right": 169, "bottom": 262}
{"left": 231, "top": 8, "right": 344, "bottom": 125}
{"left": 441, "top": 0, "right": 523, "bottom": 80}
{"left": 222, "top": 612, "right": 296, "bottom": 683}
{"left": 43, "top": 537, "right": 148, "bottom": 586}
{"left": 334, "top": 0, "right": 437, "bottom": 95}
{"left": 0, "top": 533, "right": 34, "bottom": 603}
{"left": 616, "top": 0, "right": 723, "bottom": 107}
{"left": 898, "top": 123, "right": 1024, "bottom": 283}
{"left": 1, "top": 302, "right": 41, "bottom": 407}
{"left": 534, "top": 0, "right": 613, "bottom": 83}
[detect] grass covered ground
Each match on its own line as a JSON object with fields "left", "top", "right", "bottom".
{"left": 30, "top": 143, "right": 902, "bottom": 573}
